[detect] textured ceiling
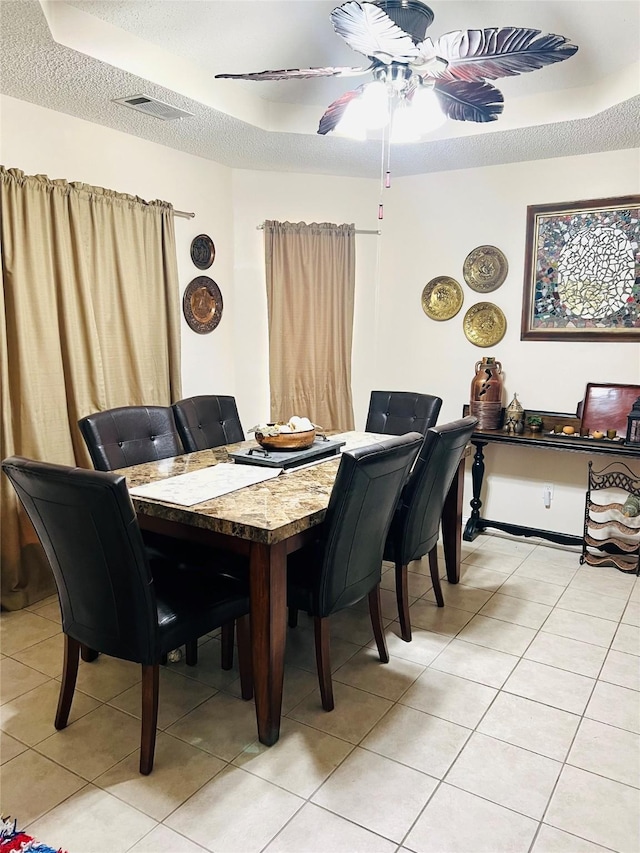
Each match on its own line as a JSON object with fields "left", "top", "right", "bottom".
{"left": 1, "top": 0, "right": 639, "bottom": 178}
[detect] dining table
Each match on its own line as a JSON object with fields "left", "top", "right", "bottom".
{"left": 118, "top": 430, "right": 464, "bottom": 746}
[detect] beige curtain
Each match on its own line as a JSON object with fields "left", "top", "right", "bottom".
{"left": 264, "top": 220, "right": 355, "bottom": 431}
{"left": 1, "top": 167, "right": 182, "bottom": 610}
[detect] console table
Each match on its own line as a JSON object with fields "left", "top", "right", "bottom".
{"left": 462, "top": 408, "right": 640, "bottom": 546}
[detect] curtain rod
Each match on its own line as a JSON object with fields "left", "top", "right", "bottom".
{"left": 256, "top": 223, "right": 380, "bottom": 235}
{"left": 173, "top": 213, "right": 379, "bottom": 234}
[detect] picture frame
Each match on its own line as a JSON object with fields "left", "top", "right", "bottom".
{"left": 521, "top": 195, "right": 640, "bottom": 341}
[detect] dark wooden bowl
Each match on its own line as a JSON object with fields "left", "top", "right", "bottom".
{"left": 255, "top": 428, "right": 316, "bottom": 451}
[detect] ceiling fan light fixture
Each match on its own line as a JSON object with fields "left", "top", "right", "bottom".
{"left": 390, "top": 99, "right": 421, "bottom": 143}
{"left": 337, "top": 74, "right": 444, "bottom": 141}
{"left": 379, "top": 62, "right": 413, "bottom": 92}
{"left": 335, "top": 99, "right": 368, "bottom": 138}
{"left": 410, "top": 85, "right": 446, "bottom": 134}
{"left": 215, "top": 0, "right": 578, "bottom": 143}
{"left": 360, "top": 81, "right": 390, "bottom": 128}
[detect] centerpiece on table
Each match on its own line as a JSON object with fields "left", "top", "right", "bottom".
{"left": 249, "top": 416, "right": 318, "bottom": 451}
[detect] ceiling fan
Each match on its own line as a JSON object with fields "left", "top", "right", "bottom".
{"left": 215, "top": 0, "right": 579, "bottom": 138}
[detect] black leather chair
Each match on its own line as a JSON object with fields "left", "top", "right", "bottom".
{"left": 77, "top": 403, "right": 236, "bottom": 669}
{"left": 173, "top": 395, "right": 245, "bottom": 452}
{"left": 365, "top": 391, "right": 442, "bottom": 437}
{"left": 1, "top": 456, "right": 252, "bottom": 775}
{"left": 287, "top": 432, "right": 423, "bottom": 711}
{"left": 78, "top": 405, "right": 183, "bottom": 471}
{"left": 383, "top": 416, "right": 478, "bottom": 641}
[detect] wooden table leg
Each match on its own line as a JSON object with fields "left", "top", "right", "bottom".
{"left": 249, "top": 540, "right": 287, "bottom": 746}
{"left": 463, "top": 440, "right": 487, "bottom": 542}
{"left": 442, "top": 455, "right": 466, "bottom": 584}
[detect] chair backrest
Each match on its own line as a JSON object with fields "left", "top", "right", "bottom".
{"left": 78, "top": 405, "right": 183, "bottom": 471}
{"left": 172, "top": 395, "right": 245, "bottom": 452}
{"left": 2, "top": 456, "right": 159, "bottom": 663}
{"left": 365, "top": 391, "right": 443, "bottom": 437}
{"left": 315, "top": 432, "right": 424, "bottom": 617}
{"left": 392, "top": 416, "right": 478, "bottom": 563}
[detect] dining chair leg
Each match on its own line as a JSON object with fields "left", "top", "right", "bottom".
{"left": 395, "top": 560, "right": 412, "bottom": 642}
{"left": 80, "top": 644, "right": 99, "bottom": 662}
{"left": 221, "top": 621, "right": 234, "bottom": 670}
{"left": 185, "top": 640, "right": 198, "bottom": 666}
{"left": 429, "top": 547, "right": 444, "bottom": 607}
{"left": 236, "top": 614, "right": 254, "bottom": 701}
{"left": 55, "top": 634, "right": 80, "bottom": 729}
{"left": 288, "top": 607, "right": 298, "bottom": 628}
{"left": 140, "top": 663, "right": 159, "bottom": 775}
{"left": 314, "top": 616, "right": 334, "bottom": 711}
{"left": 368, "top": 585, "right": 389, "bottom": 663}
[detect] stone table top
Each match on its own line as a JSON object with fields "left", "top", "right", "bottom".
{"left": 118, "top": 431, "right": 387, "bottom": 545}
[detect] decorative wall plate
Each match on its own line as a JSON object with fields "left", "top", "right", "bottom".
{"left": 190, "top": 234, "right": 216, "bottom": 270}
{"left": 463, "top": 302, "right": 507, "bottom": 347}
{"left": 183, "top": 276, "right": 223, "bottom": 333}
{"left": 463, "top": 245, "right": 508, "bottom": 292}
{"left": 421, "top": 276, "right": 464, "bottom": 321}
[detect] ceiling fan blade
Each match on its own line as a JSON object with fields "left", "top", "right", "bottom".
{"left": 435, "top": 79, "right": 504, "bottom": 122}
{"left": 317, "top": 87, "right": 364, "bottom": 135}
{"left": 215, "top": 65, "right": 372, "bottom": 81}
{"left": 412, "top": 36, "right": 449, "bottom": 76}
{"left": 434, "top": 28, "right": 578, "bottom": 82}
{"left": 330, "top": 1, "right": 419, "bottom": 65}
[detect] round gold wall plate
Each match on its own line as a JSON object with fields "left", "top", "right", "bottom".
{"left": 463, "top": 245, "right": 508, "bottom": 293}
{"left": 183, "top": 276, "right": 223, "bottom": 334}
{"left": 463, "top": 302, "right": 507, "bottom": 347}
{"left": 421, "top": 276, "right": 464, "bottom": 321}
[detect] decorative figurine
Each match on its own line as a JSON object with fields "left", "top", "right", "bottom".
{"left": 503, "top": 393, "right": 524, "bottom": 434}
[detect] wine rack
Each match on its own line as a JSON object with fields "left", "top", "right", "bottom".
{"left": 581, "top": 461, "right": 640, "bottom": 575}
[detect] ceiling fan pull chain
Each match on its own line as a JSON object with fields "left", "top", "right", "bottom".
{"left": 385, "top": 114, "right": 392, "bottom": 189}
{"left": 378, "top": 120, "right": 389, "bottom": 220}
{"left": 379, "top": 120, "right": 392, "bottom": 217}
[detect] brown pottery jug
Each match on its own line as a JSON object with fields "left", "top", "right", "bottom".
{"left": 470, "top": 357, "right": 503, "bottom": 429}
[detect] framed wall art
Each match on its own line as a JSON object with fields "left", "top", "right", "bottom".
{"left": 521, "top": 195, "right": 640, "bottom": 341}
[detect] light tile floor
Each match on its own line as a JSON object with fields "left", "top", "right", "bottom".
{"left": 1, "top": 534, "right": 639, "bottom": 853}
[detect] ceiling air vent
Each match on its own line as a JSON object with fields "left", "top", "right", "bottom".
{"left": 112, "top": 95, "right": 193, "bottom": 121}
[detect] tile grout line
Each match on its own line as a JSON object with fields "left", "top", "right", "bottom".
{"left": 2, "top": 540, "right": 638, "bottom": 853}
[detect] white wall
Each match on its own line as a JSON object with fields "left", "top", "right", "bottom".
{"left": 379, "top": 150, "right": 640, "bottom": 418}
{"left": 378, "top": 151, "right": 640, "bottom": 535}
{"left": 230, "top": 150, "right": 640, "bottom": 538}
{"left": 3, "top": 94, "right": 639, "bottom": 538}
